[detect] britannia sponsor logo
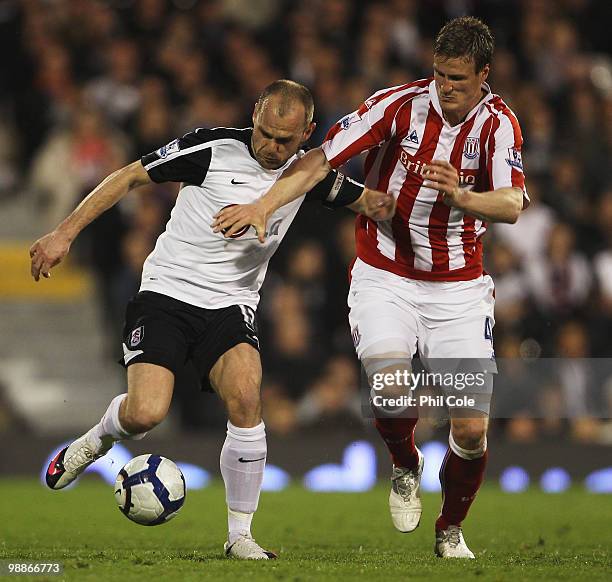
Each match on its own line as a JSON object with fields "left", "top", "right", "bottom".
{"left": 399, "top": 149, "right": 427, "bottom": 177}
{"left": 399, "top": 149, "right": 478, "bottom": 186}
{"left": 457, "top": 170, "right": 478, "bottom": 186}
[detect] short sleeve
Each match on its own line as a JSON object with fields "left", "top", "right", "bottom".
{"left": 489, "top": 111, "right": 528, "bottom": 202}
{"left": 320, "top": 96, "right": 393, "bottom": 169}
{"left": 141, "top": 129, "right": 214, "bottom": 185}
{"left": 320, "top": 82, "right": 430, "bottom": 169}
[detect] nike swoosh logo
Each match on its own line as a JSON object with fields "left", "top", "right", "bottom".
{"left": 48, "top": 450, "right": 64, "bottom": 475}
{"left": 238, "top": 456, "right": 266, "bottom": 463}
{"left": 231, "top": 179, "right": 248, "bottom": 185}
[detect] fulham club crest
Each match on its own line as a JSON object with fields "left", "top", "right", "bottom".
{"left": 130, "top": 326, "right": 144, "bottom": 348}
{"left": 463, "top": 137, "right": 480, "bottom": 160}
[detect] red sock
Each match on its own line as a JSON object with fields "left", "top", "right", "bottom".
{"left": 374, "top": 417, "right": 419, "bottom": 469}
{"left": 436, "top": 448, "right": 488, "bottom": 531}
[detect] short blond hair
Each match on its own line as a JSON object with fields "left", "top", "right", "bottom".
{"left": 256, "top": 79, "right": 314, "bottom": 126}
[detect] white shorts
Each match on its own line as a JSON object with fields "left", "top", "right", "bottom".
{"left": 348, "top": 258, "right": 496, "bottom": 365}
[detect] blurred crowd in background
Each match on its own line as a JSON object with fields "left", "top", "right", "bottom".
{"left": 0, "top": 0, "right": 611, "bottom": 443}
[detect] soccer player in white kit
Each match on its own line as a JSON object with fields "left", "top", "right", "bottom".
{"left": 215, "top": 18, "right": 528, "bottom": 559}
{"left": 30, "top": 80, "right": 394, "bottom": 560}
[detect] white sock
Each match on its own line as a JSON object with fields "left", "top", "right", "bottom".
{"left": 220, "top": 420, "right": 267, "bottom": 544}
{"left": 449, "top": 431, "right": 487, "bottom": 460}
{"left": 90, "top": 393, "right": 147, "bottom": 445}
{"left": 227, "top": 509, "right": 254, "bottom": 543}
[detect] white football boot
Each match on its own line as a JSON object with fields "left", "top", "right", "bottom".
{"left": 45, "top": 429, "right": 112, "bottom": 490}
{"left": 224, "top": 535, "right": 277, "bottom": 560}
{"left": 435, "top": 525, "right": 475, "bottom": 559}
{"left": 389, "top": 447, "right": 424, "bottom": 532}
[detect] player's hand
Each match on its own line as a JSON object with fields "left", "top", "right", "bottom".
{"left": 361, "top": 188, "right": 396, "bottom": 221}
{"left": 423, "top": 160, "right": 467, "bottom": 208}
{"left": 212, "top": 200, "right": 269, "bottom": 243}
{"left": 29, "top": 230, "right": 72, "bottom": 281}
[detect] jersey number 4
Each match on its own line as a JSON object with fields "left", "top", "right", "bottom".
{"left": 484, "top": 316, "right": 493, "bottom": 341}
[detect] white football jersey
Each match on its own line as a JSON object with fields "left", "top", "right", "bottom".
{"left": 140, "top": 127, "right": 312, "bottom": 310}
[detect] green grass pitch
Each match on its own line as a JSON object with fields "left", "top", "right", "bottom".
{"left": 1, "top": 479, "right": 609, "bottom": 581}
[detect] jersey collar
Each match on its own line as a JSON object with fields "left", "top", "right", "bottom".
{"left": 429, "top": 79, "right": 493, "bottom": 127}
{"left": 245, "top": 128, "right": 257, "bottom": 161}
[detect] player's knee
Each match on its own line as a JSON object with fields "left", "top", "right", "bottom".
{"left": 224, "top": 383, "right": 261, "bottom": 426}
{"left": 122, "top": 402, "right": 168, "bottom": 433}
{"left": 452, "top": 422, "right": 487, "bottom": 451}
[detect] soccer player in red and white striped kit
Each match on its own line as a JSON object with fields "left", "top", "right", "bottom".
{"left": 215, "top": 17, "right": 528, "bottom": 558}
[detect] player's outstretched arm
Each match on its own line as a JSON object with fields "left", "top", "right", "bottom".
{"left": 29, "top": 161, "right": 152, "bottom": 281}
{"left": 213, "top": 148, "right": 331, "bottom": 243}
{"left": 423, "top": 160, "right": 523, "bottom": 224}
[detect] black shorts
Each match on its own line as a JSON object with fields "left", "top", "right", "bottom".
{"left": 119, "top": 291, "right": 260, "bottom": 391}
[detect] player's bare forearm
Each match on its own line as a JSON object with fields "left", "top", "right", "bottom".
{"left": 213, "top": 148, "right": 331, "bottom": 242}
{"left": 348, "top": 188, "right": 396, "bottom": 221}
{"left": 454, "top": 187, "right": 523, "bottom": 224}
{"left": 58, "top": 161, "right": 151, "bottom": 241}
{"left": 29, "top": 161, "right": 151, "bottom": 281}
{"left": 423, "top": 160, "right": 523, "bottom": 224}
{"left": 261, "top": 148, "right": 331, "bottom": 214}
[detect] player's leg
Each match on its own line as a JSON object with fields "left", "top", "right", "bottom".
{"left": 435, "top": 411, "right": 489, "bottom": 559}
{"left": 418, "top": 275, "right": 495, "bottom": 558}
{"left": 46, "top": 363, "right": 174, "bottom": 490}
{"left": 366, "top": 352, "right": 421, "bottom": 473}
{"left": 441, "top": 412, "right": 489, "bottom": 530}
{"left": 348, "top": 260, "right": 423, "bottom": 532}
{"left": 188, "top": 303, "right": 272, "bottom": 558}
{"left": 99, "top": 363, "right": 174, "bottom": 438}
{"left": 209, "top": 342, "right": 275, "bottom": 559}
{"left": 46, "top": 291, "right": 186, "bottom": 490}
{"left": 362, "top": 345, "right": 424, "bottom": 533}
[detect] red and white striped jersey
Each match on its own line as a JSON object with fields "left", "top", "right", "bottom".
{"left": 321, "top": 78, "right": 527, "bottom": 282}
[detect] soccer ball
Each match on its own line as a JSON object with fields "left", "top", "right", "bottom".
{"left": 114, "top": 454, "right": 186, "bottom": 526}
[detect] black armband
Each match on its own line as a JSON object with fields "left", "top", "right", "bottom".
{"left": 306, "top": 170, "right": 364, "bottom": 208}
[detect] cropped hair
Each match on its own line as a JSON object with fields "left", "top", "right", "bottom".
{"left": 434, "top": 16, "right": 495, "bottom": 72}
